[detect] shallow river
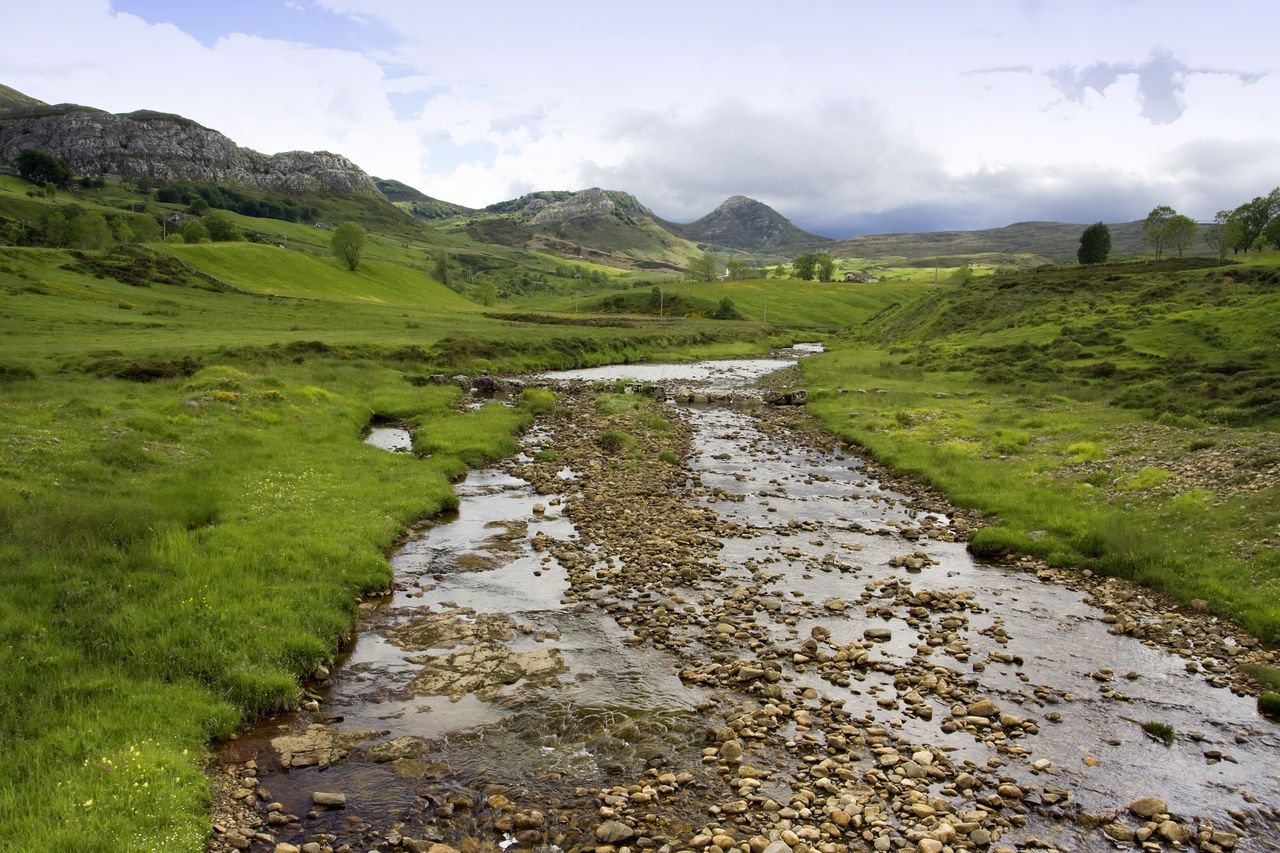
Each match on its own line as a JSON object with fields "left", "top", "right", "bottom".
{"left": 223, "top": 354, "right": 1279, "bottom": 853}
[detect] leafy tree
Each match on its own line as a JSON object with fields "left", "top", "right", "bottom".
{"left": 815, "top": 252, "right": 835, "bottom": 282}
{"left": 1264, "top": 215, "right": 1280, "bottom": 251}
{"left": 1202, "top": 211, "right": 1232, "bottom": 260}
{"left": 330, "top": 221, "right": 366, "bottom": 271}
{"left": 1076, "top": 221, "right": 1112, "bottom": 265}
{"left": 130, "top": 215, "right": 161, "bottom": 243}
{"left": 713, "top": 297, "right": 738, "bottom": 319}
{"left": 688, "top": 252, "right": 719, "bottom": 282}
{"left": 40, "top": 210, "right": 69, "bottom": 247}
{"left": 42, "top": 182, "right": 57, "bottom": 199}
{"left": 203, "top": 211, "right": 242, "bottom": 242}
{"left": 1142, "top": 205, "right": 1175, "bottom": 258}
{"left": 770, "top": 264, "right": 789, "bottom": 278}
{"left": 477, "top": 281, "right": 497, "bottom": 306}
{"left": 1163, "top": 214, "right": 1197, "bottom": 257}
{"left": 792, "top": 252, "right": 818, "bottom": 281}
{"left": 187, "top": 196, "right": 210, "bottom": 216}
{"left": 433, "top": 251, "right": 453, "bottom": 286}
{"left": 180, "top": 220, "right": 209, "bottom": 243}
{"left": 949, "top": 265, "right": 975, "bottom": 285}
{"left": 15, "top": 149, "right": 71, "bottom": 187}
{"left": 109, "top": 216, "right": 134, "bottom": 243}
{"left": 67, "top": 212, "right": 112, "bottom": 250}
{"left": 725, "top": 260, "right": 753, "bottom": 280}
{"left": 1230, "top": 189, "right": 1280, "bottom": 253}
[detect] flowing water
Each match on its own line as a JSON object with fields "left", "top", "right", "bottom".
{"left": 222, "top": 350, "right": 1279, "bottom": 852}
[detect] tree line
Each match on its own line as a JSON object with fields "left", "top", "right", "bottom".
{"left": 686, "top": 251, "right": 838, "bottom": 282}
{"left": 1078, "top": 186, "right": 1280, "bottom": 265}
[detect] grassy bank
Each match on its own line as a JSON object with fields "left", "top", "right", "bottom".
{"left": 0, "top": 239, "right": 786, "bottom": 849}
{"left": 803, "top": 256, "right": 1280, "bottom": 641}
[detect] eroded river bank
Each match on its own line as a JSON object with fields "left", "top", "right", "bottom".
{"left": 209, "top": 358, "right": 1280, "bottom": 853}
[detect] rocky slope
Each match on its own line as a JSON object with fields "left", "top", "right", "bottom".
{"left": 463, "top": 187, "right": 700, "bottom": 270}
{"left": 0, "top": 92, "right": 379, "bottom": 195}
{"left": 662, "top": 195, "right": 832, "bottom": 254}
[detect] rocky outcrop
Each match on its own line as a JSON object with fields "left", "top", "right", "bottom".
{"left": 0, "top": 102, "right": 379, "bottom": 195}
{"left": 529, "top": 187, "right": 651, "bottom": 226}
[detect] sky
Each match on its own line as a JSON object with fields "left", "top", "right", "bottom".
{"left": 3, "top": 0, "right": 1279, "bottom": 236}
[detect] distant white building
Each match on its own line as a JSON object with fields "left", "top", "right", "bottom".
{"left": 844, "top": 272, "right": 879, "bottom": 283}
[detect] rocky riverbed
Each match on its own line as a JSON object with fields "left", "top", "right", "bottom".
{"left": 208, "top": 361, "right": 1280, "bottom": 853}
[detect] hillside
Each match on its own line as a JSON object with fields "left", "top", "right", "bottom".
{"left": 830, "top": 219, "right": 1150, "bottom": 262}
{"left": 0, "top": 85, "right": 378, "bottom": 196}
{"left": 805, "top": 254, "right": 1280, "bottom": 640}
{"left": 660, "top": 194, "right": 831, "bottom": 254}
{"left": 374, "top": 177, "right": 474, "bottom": 220}
{"left": 458, "top": 187, "right": 701, "bottom": 271}
{"left": 0, "top": 83, "right": 43, "bottom": 111}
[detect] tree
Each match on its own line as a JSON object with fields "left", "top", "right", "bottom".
{"left": 40, "top": 210, "right": 69, "bottom": 247}
{"left": 433, "top": 251, "right": 453, "bottom": 286}
{"left": 67, "top": 212, "right": 112, "bottom": 250}
{"left": 713, "top": 297, "right": 738, "bottom": 319}
{"left": 1077, "top": 222, "right": 1112, "bottom": 265}
{"left": 1263, "top": 216, "right": 1280, "bottom": 251}
{"left": 330, "top": 221, "right": 366, "bottom": 271}
{"left": 477, "top": 281, "right": 497, "bottom": 306}
{"left": 1161, "top": 214, "right": 1197, "bottom": 258}
{"left": 770, "top": 264, "right": 789, "bottom": 279}
{"left": 187, "top": 196, "right": 210, "bottom": 216}
{"left": 180, "top": 220, "right": 209, "bottom": 243}
{"left": 15, "top": 149, "right": 71, "bottom": 188}
{"left": 203, "top": 211, "right": 242, "bottom": 242}
{"left": 688, "top": 252, "right": 719, "bottom": 282}
{"left": 792, "top": 252, "right": 818, "bottom": 281}
{"left": 725, "top": 260, "right": 753, "bottom": 280}
{"left": 1142, "top": 205, "right": 1175, "bottom": 258}
{"left": 949, "top": 265, "right": 975, "bottom": 286}
{"left": 1202, "top": 211, "right": 1233, "bottom": 260}
{"left": 1230, "top": 189, "right": 1280, "bottom": 253}
{"left": 815, "top": 252, "right": 835, "bottom": 282}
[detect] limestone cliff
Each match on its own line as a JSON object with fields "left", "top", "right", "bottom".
{"left": 0, "top": 101, "right": 379, "bottom": 195}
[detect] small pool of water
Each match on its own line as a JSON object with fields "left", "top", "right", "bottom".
{"left": 364, "top": 426, "right": 413, "bottom": 453}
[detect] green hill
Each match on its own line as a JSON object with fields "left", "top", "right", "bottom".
{"left": 830, "top": 220, "right": 1151, "bottom": 263}
{"left": 0, "top": 83, "right": 44, "bottom": 112}
{"left": 374, "top": 177, "right": 474, "bottom": 220}
{"left": 161, "top": 242, "right": 474, "bottom": 308}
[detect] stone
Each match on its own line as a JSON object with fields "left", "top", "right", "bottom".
{"left": 918, "top": 840, "right": 943, "bottom": 853}
{"left": 596, "top": 821, "right": 635, "bottom": 844}
{"left": 966, "top": 699, "right": 1000, "bottom": 718}
{"left": 274, "top": 845, "right": 301, "bottom": 853}
{"left": 719, "top": 739, "right": 744, "bottom": 762}
{"left": 1158, "top": 820, "right": 1190, "bottom": 843}
{"left": 312, "top": 791, "right": 347, "bottom": 808}
{"left": 1128, "top": 797, "right": 1168, "bottom": 819}
{"left": 762, "top": 842, "right": 792, "bottom": 853}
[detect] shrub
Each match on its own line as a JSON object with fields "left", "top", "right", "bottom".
{"left": 598, "top": 429, "right": 630, "bottom": 454}
{"left": 518, "top": 387, "right": 557, "bottom": 415}
{"left": 1257, "top": 693, "right": 1280, "bottom": 719}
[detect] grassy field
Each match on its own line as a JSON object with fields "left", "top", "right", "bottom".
{"left": 525, "top": 277, "right": 937, "bottom": 330}
{"left": 803, "top": 255, "right": 1280, "bottom": 640}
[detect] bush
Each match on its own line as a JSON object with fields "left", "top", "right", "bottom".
{"left": 203, "top": 212, "right": 242, "bottom": 242}
{"left": 15, "top": 149, "right": 70, "bottom": 187}
{"left": 180, "top": 221, "right": 209, "bottom": 244}
{"left": 598, "top": 429, "right": 630, "bottom": 454}
{"left": 1258, "top": 693, "right": 1280, "bottom": 719}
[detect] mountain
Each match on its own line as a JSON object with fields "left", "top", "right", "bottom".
{"left": 460, "top": 187, "right": 700, "bottom": 271}
{"left": 374, "top": 177, "right": 473, "bottom": 220}
{"left": 830, "top": 220, "right": 1151, "bottom": 263}
{"left": 661, "top": 195, "right": 831, "bottom": 254}
{"left": 0, "top": 86, "right": 378, "bottom": 196}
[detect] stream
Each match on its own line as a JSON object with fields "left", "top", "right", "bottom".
{"left": 213, "top": 352, "right": 1279, "bottom": 853}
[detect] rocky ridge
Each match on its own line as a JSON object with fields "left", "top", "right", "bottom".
{"left": 0, "top": 100, "right": 379, "bottom": 195}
